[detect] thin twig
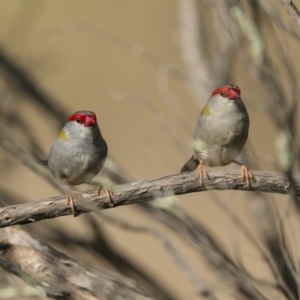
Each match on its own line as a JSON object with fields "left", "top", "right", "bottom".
{"left": 107, "top": 89, "right": 188, "bottom": 157}
{"left": 42, "top": 21, "right": 204, "bottom": 85}
{"left": 279, "top": 0, "right": 300, "bottom": 30}
{"left": 270, "top": 199, "right": 300, "bottom": 297}
{"left": 99, "top": 212, "right": 216, "bottom": 299}
{"left": 0, "top": 44, "right": 68, "bottom": 126}
{"left": 258, "top": 0, "right": 300, "bottom": 41}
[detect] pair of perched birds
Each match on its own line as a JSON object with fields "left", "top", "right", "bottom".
{"left": 42, "top": 84, "right": 253, "bottom": 214}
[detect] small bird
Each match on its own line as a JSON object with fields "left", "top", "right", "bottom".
{"left": 181, "top": 84, "right": 253, "bottom": 188}
{"left": 42, "top": 110, "right": 108, "bottom": 214}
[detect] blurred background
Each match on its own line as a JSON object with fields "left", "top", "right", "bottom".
{"left": 0, "top": 1, "right": 300, "bottom": 299}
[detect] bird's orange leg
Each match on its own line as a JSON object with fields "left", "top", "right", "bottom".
{"left": 66, "top": 191, "right": 84, "bottom": 216}
{"left": 66, "top": 194, "right": 76, "bottom": 215}
{"left": 232, "top": 160, "right": 254, "bottom": 189}
{"left": 197, "top": 160, "right": 210, "bottom": 187}
{"left": 97, "top": 187, "right": 113, "bottom": 207}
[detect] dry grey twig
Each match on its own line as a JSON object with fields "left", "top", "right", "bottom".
{"left": 0, "top": 169, "right": 295, "bottom": 228}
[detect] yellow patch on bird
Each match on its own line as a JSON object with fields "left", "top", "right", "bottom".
{"left": 194, "top": 139, "right": 208, "bottom": 152}
{"left": 58, "top": 129, "right": 67, "bottom": 140}
{"left": 201, "top": 105, "right": 210, "bottom": 115}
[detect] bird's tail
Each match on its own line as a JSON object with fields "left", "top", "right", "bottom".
{"left": 180, "top": 156, "right": 199, "bottom": 173}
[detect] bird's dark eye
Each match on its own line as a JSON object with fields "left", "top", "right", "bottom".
{"left": 75, "top": 118, "right": 81, "bottom": 123}
{"left": 220, "top": 92, "right": 224, "bottom": 96}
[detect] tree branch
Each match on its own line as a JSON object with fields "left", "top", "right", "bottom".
{"left": 0, "top": 44, "right": 68, "bottom": 127}
{"left": 279, "top": 0, "right": 300, "bottom": 30}
{"left": 0, "top": 226, "right": 155, "bottom": 300}
{"left": 98, "top": 212, "right": 216, "bottom": 300}
{"left": 0, "top": 170, "right": 295, "bottom": 228}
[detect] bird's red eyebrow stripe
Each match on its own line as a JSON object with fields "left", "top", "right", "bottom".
{"left": 68, "top": 113, "right": 86, "bottom": 122}
{"left": 211, "top": 86, "right": 241, "bottom": 96}
{"left": 212, "top": 86, "right": 230, "bottom": 96}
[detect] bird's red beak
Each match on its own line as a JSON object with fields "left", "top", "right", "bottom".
{"left": 85, "top": 115, "right": 96, "bottom": 127}
{"left": 228, "top": 89, "right": 240, "bottom": 100}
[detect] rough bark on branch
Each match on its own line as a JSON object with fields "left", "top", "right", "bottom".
{"left": 0, "top": 170, "right": 295, "bottom": 228}
{"left": 279, "top": 0, "right": 300, "bottom": 30}
{"left": 0, "top": 226, "right": 155, "bottom": 300}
